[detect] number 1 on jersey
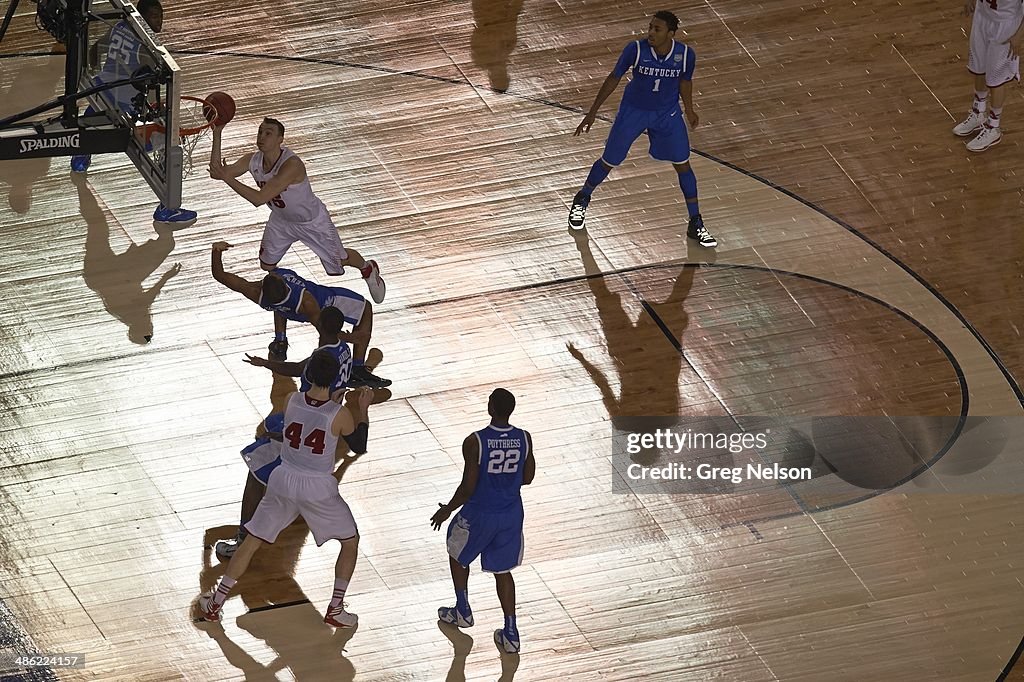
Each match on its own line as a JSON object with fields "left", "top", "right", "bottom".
{"left": 652, "top": 78, "right": 661, "bottom": 93}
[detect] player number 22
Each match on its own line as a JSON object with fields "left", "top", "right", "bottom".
{"left": 284, "top": 422, "right": 327, "bottom": 455}
{"left": 487, "top": 449, "right": 521, "bottom": 474}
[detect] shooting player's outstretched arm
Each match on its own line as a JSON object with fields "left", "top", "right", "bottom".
{"left": 210, "top": 127, "right": 252, "bottom": 180}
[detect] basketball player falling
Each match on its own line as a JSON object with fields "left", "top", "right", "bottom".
{"left": 208, "top": 117, "right": 386, "bottom": 304}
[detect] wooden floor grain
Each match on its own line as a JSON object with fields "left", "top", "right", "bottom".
{"left": 1, "top": 0, "right": 1022, "bottom": 679}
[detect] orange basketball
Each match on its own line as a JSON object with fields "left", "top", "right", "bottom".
{"left": 203, "top": 91, "right": 236, "bottom": 125}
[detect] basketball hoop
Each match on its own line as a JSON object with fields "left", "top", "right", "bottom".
{"left": 139, "top": 95, "right": 216, "bottom": 177}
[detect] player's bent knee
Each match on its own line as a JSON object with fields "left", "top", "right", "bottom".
{"left": 598, "top": 157, "right": 618, "bottom": 170}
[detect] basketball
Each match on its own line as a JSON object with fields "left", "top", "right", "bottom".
{"left": 203, "top": 91, "right": 236, "bottom": 125}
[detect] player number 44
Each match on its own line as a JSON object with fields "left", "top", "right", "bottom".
{"left": 285, "top": 422, "right": 327, "bottom": 455}
{"left": 487, "top": 449, "right": 521, "bottom": 474}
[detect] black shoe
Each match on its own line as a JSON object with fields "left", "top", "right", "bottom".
{"left": 268, "top": 339, "right": 288, "bottom": 361}
{"left": 687, "top": 214, "right": 718, "bottom": 248}
{"left": 568, "top": 191, "right": 590, "bottom": 230}
{"left": 348, "top": 365, "right": 392, "bottom": 389}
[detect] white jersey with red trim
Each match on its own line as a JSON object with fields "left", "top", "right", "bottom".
{"left": 249, "top": 147, "right": 325, "bottom": 223}
{"left": 281, "top": 391, "right": 342, "bottom": 474}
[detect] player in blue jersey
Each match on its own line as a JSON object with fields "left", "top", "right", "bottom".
{"left": 568, "top": 10, "right": 717, "bottom": 248}
{"left": 430, "top": 388, "right": 535, "bottom": 654}
{"left": 72, "top": 0, "right": 198, "bottom": 225}
{"left": 245, "top": 305, "right": 355, "bottom": 397}
{"left": 211, "top": 241, "right": 390, "bottom": 388}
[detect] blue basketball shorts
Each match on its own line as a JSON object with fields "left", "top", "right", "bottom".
{"left": 601, "top": 104, "right": 690, "bottom": 167}
{"left": 446, "top": 505, "right": 525, "bottom": 574}
{"left": 241, "top": 437, "right": 282, "bottom": 486}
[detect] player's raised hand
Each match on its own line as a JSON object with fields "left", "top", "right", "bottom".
{"left": 575, "top": 113, "right": 597, "bottom": 136}
{"left": 430, "top": 503, "right": 452, "bottom": 530}
{"left": 208, "top": 158, "right": 229, "bottom": 180}
{"left": 244, "top": 354, "right": 269, "bottom": 367}
{"left": 211, "top": 241, "right": 234, "bottom": 252}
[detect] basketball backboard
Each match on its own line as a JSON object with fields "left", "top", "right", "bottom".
{"left": 82, "top": 0, "right": 183, "bottom": 208}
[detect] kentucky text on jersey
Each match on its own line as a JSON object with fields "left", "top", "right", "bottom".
{"left": 636, "top": 66, "right": 682, "bottom": 78}
{"left": 614, "top": 39, "right": 695, "bottom": 112}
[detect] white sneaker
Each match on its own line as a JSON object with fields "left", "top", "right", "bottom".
{"left": 198, "top": 591, "right": 222, "bottom": 622}
{"left": 361, "top": 260, "right": 386, "bottom": 304}
{"left": 215, "top": 538, "right": 239, "bottom": 561}
{"left": 494, "top": 628, "right": 520, "bottom": 654}
{"left": 966, "top": 124, "right": 1002, "bottom": 152}
{"left": 953, "top": 110, "right": 986, "bottom": 137}
{"left": 438, "top": 605, "right": 474, "bottom": 628}
{"left": 324, "top": 603, "right": 358, "bottom": 628}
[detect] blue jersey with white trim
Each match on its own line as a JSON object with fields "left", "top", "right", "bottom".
{"left": 258, "top": 268, "right": 339, "bottom": 322}
{"left": 465, "top": 424, "right": 529, "bottom": 513}
{"left": 613, "top": 39, "right": 695, "bottom": 112}
{"left": 299, "top": 340, "right": 353, "bottom": 394}
{"left": 96, "top": 20, "right": 150, "bottom": 114}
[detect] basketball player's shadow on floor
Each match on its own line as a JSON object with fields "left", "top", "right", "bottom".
{"left": 567, "top": 230, "right": 713, "bottom": 466}
{"left": 198, "top": 524, "right": 357, "bottom": 681}
{"left": 438, "top": 621, "right": 519, "bottom": 681}
{"left": 74, "top": 173, "right": 180, "bottom": 344}
{"left": 439, "top": 621, "right": 473, "bottom": 682}
{"left": 470, "top": 0, "right": 524, "bottom": 93}
{"left": 0, "top": 51, "right": 64, "bottom": 213}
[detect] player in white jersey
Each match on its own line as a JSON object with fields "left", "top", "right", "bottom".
{"left": 199, "top": 351, "right": 374, "bottom": 627}
{"left": 208, "top": 118, "right": 386, "bottom": 303}
{"left": 72, "top": 0, "right": 198, "bottom": 225}
{"left": 954, "top": 0, "right": 1024, "bottom": 151}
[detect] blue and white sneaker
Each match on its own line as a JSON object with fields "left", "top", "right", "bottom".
{"left": 494, "top": 628, "right": 520, "bottom": 654}
{"left": 153, "top": 204, "right": 198, "bottom": 225}
{"left": 71, "top": 155, "right": 92, "bottom": 173}
{"left": 438, "top": 605, "right": 474, "bottom": 628}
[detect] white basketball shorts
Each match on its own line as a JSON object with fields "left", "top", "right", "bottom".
{"left": 969, "top": 8, "right": 1023, "bottom": 87}
{"left": 244, "top": 462, "right": 358, "bottom": 546}
{"left": 260, "top": 204, "right": 349, "bottom": 276}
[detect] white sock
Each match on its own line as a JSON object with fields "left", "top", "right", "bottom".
{"left": 988, "top": 108, "right": 1002, "bottom": 128}
{"left": 974, "top": 91, "right": 988, "bottom": 113}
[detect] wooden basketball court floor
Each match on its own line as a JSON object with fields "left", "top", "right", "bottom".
{"left": 2, "top": 0, "right": 1023, "bottom": 679}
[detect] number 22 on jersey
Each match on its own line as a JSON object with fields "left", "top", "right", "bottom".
{"left": 487, "top": 448, "right": 521, "bottom": 474}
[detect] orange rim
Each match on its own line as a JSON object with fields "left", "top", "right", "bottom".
{"left": 146, "top": 95, "right": 217, "bottom": 138}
